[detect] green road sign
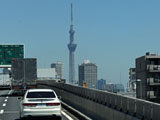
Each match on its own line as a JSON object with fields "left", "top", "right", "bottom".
{"left": 0, "top": 45, "right": 24, "bottom": 65}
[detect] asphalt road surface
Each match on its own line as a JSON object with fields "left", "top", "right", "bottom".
{"left": 0, "top": 90, "right": 74, "bottom": 120}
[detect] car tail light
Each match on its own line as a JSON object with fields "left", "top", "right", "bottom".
{"left": 23, "top": 103, "right": 37, "bottom": 106}
{"left": 46, "top": 103, "right": 61, "bottom": 106}
{"left": 14, "top": 87, "right": 20, "bottom": 90}
{"left": 28, "top": 86, "right": 36, "bottom": 89}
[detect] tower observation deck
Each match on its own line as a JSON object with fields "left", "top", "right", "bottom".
{"left": 68, "top": 4, "right": 77, "bottom": 84}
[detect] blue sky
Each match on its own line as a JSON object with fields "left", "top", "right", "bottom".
{"left": 0, "top": 0, "right": 160, "bottom": 87}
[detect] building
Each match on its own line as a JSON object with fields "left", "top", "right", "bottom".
{"left": 51, "top": 61, "right": 63, "bottom": 79}
{"left": 136, "top": 52, "right": 160, "bottom": 103}
{"left": 68, "top": 4, "right": 77, "bottom": 84}
{"left": 79, "top": 60, "right": 97, "bottom": 89}
{"left": 105, "top": 84, "right": 125, "bottom": 93}
{"left": 98, "top": 79, "right": 106, "bottom": 90}
{"left": 129, "top": 68, "right": 136, "bottom": 92}
{"left": 37, "top": 68, "right": 56, "bottom": 80}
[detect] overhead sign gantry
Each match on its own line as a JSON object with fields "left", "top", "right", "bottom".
{"left": 0, "top": 44, "right": 24, "bottom": 68}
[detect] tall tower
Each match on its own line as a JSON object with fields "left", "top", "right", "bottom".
{"left": 68, "top": 4, "right": 77, "bottom": 84}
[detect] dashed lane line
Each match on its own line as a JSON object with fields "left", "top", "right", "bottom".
{"left": 0, "top": 110, "right": 4, "bottom": 114}
{"left": 61, "top": 111, "right": 74, "bottom": 120}
{"left": 2, "top": 103, "right": 6, "bottom": 107}
{"left": 3, "top": 111, "right": 19, "bottom": 114}
{"left": 0, "top": 91, "right": 10, "bottom": 115}
{"left": 8, "top": 90, "right": 12, "bottom": 95}
{"left": 0, "top": 110, "right": 19, "bottom": 114}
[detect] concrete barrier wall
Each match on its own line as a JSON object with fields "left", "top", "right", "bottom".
{"left": 37, "top": 80, "right": 160, "bottom": 120}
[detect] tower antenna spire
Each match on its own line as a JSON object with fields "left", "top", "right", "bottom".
{"left": 71, "top": 3, "right": 73, "bottom": 25}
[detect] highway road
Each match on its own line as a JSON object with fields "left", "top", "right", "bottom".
{"left": 0, "top": 90, "right": 76, "bottom": 120}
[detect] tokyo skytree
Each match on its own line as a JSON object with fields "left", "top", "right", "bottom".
{"left": 68, "top": 4, "right": 77, "bottom": 84}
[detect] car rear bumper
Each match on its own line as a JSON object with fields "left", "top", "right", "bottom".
{"left": 21, "top": 108, "right": 61, "bottom": 117}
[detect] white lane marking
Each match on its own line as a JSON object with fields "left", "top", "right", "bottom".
{"left": 6, "top": 96, "right": 8, "bottom": 99}
{"left": 4, "top": 111, "right": 19, "bottom": 113}
{"left": 4, "top": 99, "right": 7, "bottom": 102}
{"left": 0, "top": 110, "right": 4, "bottom": 114}
{"left": 61, "top": 111, "right": 74, "bottom": 120}
{"left": 8, "top": 90, "right": 12, "bottom": 95}
{"left": 2, "top": 103, "right": 6, "bottom": 107}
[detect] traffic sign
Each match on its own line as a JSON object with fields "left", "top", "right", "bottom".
{"left": 0, "top": 45, "right": 24, "bottom": 66}
{"left": 83, "top": 82, "right": 87, "bottom": 88}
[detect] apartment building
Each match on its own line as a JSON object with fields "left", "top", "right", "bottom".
{"left": 136, "top": 52, "right": 160, "bottom": 102}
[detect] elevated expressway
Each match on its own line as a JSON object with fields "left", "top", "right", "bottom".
{"left": 38, "top": 80, "right": 160, "bottom": 120}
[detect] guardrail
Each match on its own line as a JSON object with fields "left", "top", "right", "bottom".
{"left": 37, "top": 80, "right": 160, "bottom": 120}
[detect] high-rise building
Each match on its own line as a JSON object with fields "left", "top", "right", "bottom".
{"left": 129, "top": 68, "right": 136, "bottom": 92}
{"left": 68, "top": 4, "right": 77, "bottom": 84}
{"left": 98, "top": 79, "right": 106, "bottom": 90}
{"left": 105, "top": 84, "right": 125, "bottom": 93}
{"left": 136, "top": 52, "right": 160, "bottom": 103}
{"left": 79, "top": 60, "right": 97, "bottom": 89}
{"left": 51, "top": 61, "right": 63, "bottom": 79}
{"left": 37, "top": 68, "right": 56, "bottom": 80}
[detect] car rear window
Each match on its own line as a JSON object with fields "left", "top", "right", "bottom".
{"left": 26, "top": 91, "right": 56, "bottom": 98}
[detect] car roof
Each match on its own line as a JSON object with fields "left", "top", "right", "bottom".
{"left": 27, "top": 89, "right": 54, "bottom": 92}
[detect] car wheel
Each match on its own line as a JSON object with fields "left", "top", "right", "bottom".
{"left": 56, "top": 116, "right": 62, "bottom": 120}
{"left": 20, "top": 113, "right": 26, "bottom": 120}
{"left": 20, "top": 117, "right": 26, "bottom": 120}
